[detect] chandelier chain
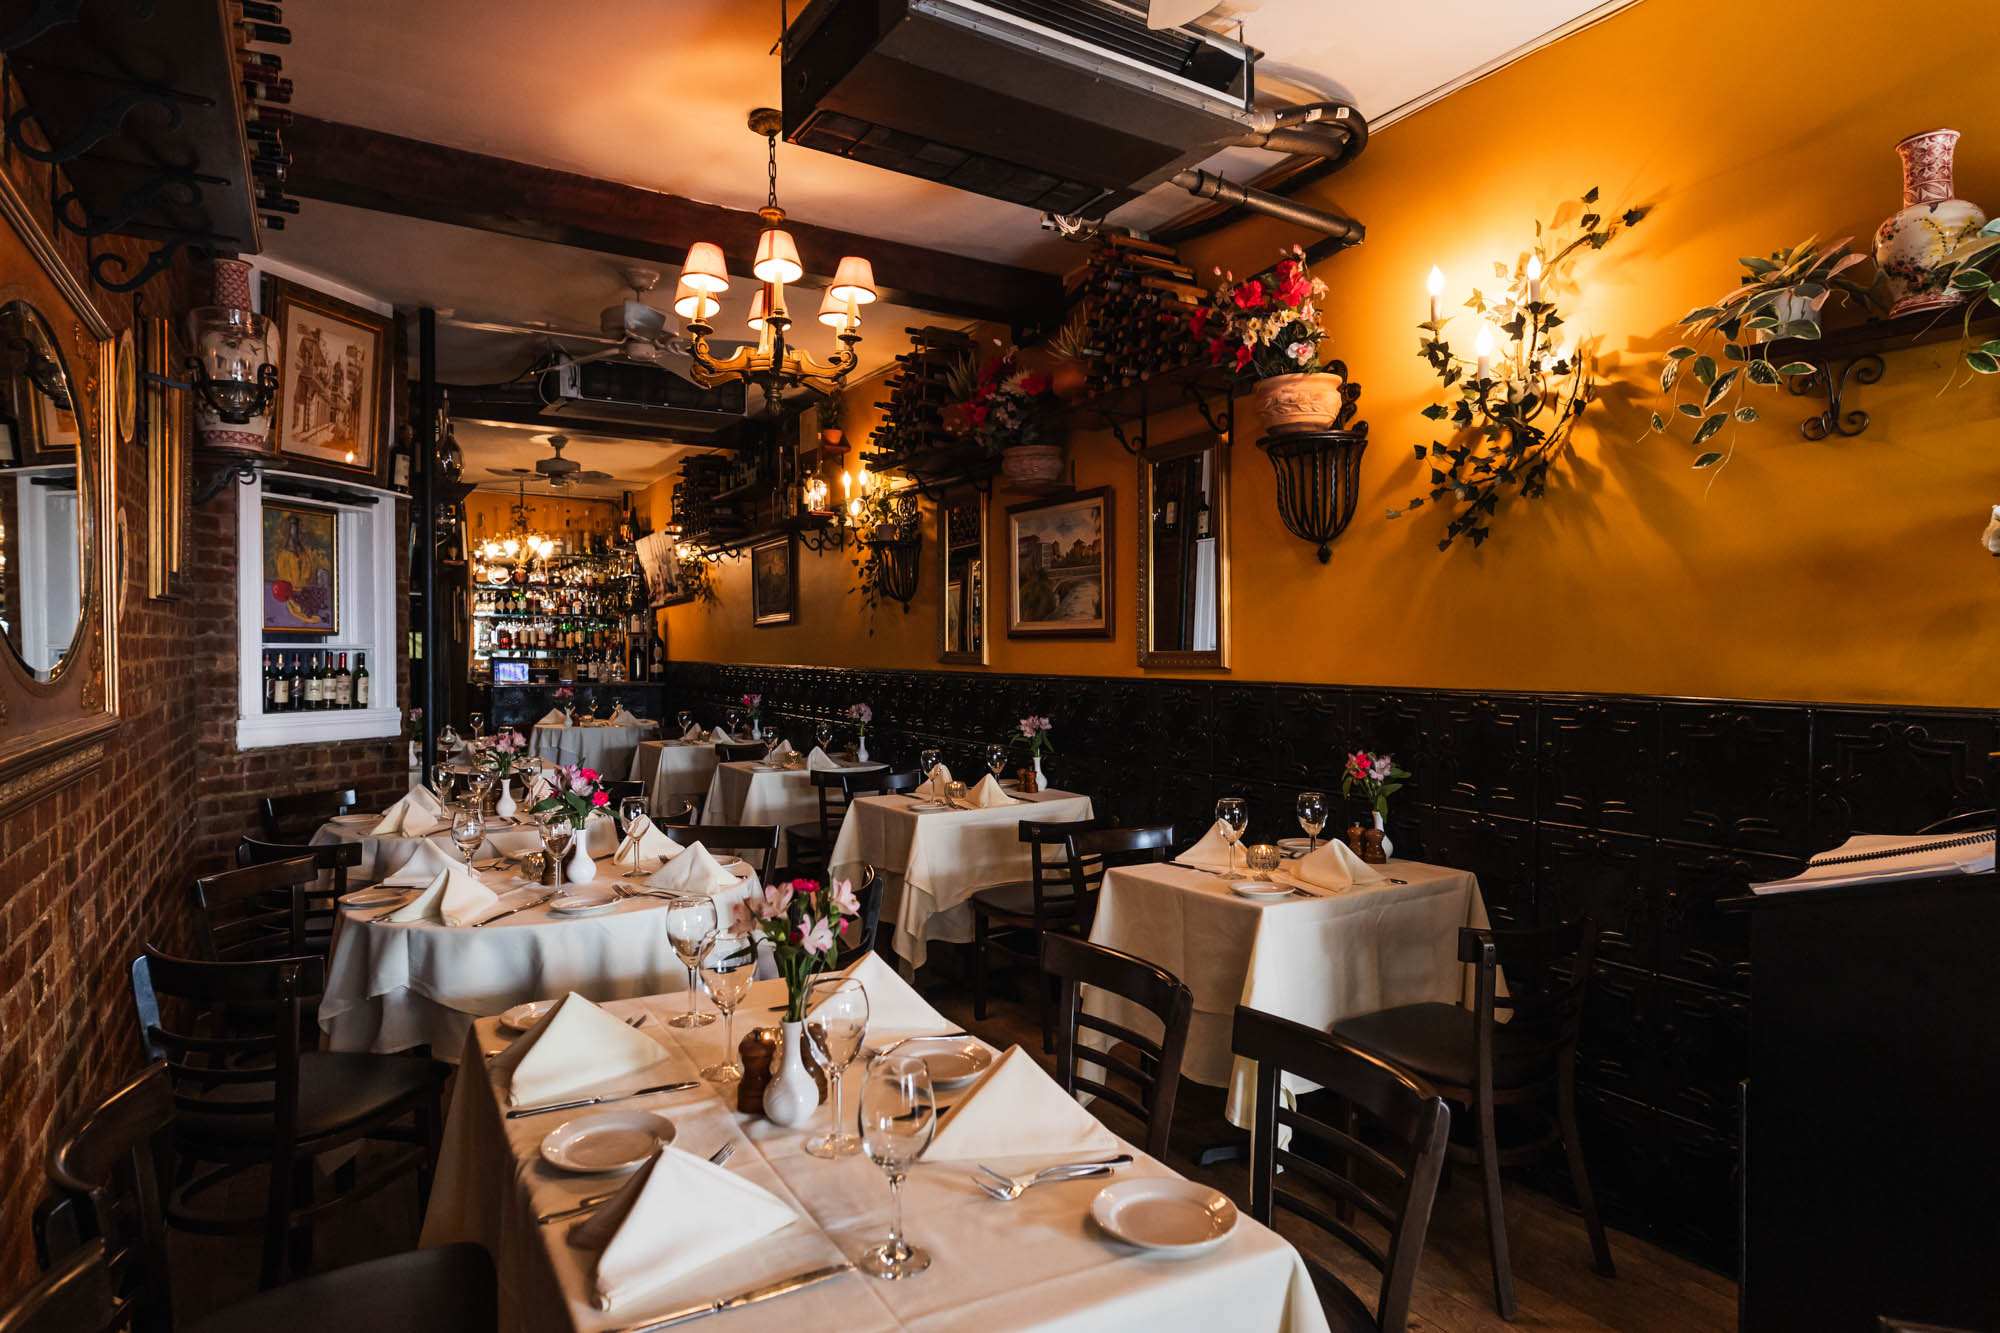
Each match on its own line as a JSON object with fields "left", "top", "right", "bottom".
{"left": 766, "top": 131, "right": 779, "bottom": 210}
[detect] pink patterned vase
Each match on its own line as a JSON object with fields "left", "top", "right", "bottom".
{"left": 1873, "top": 129, "right": 1987, "bottom": 316}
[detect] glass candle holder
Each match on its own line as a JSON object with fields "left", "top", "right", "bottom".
{"left": 1246, "top": 844, "right": 1282, "bottom": 880}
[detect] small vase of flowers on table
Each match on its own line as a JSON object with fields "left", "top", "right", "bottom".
{"left": 742, "top": 693, "right": 764, "bottom": 739}
{"left": 1340, "top": 750, "right": 1410, "bottom": 864}
{"left": 485, "top": 729, "right": 527, "bottom": 818}
{"left": 732, "top": 877, "right": 863, "bottom": 1129}
{"left": 552, "top": 686, "right": 575, "bottom": 725}
{"left": 847, "top": 702, "right": 872, "bottom": 763}
{"left": 532, "top": 763, "right": 610, "bottom": 883}
{"left": 1012, "top": 715, "right": 1054, "bottom": 791}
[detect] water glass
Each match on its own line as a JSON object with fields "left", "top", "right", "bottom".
{"left": 1215, "top": 796, "right": 1248, "bottom": 869}
{"left": 804, "top": 975, "right": 870, "bottom": 1159}
{"left": 537, "top": 810, "right": 575, "bottom": 892}
{"left": 985, "top": 744, "right": 1008, "bottom": 780}
{"left": 663, "top": 893, "right": 718, "bottom": 1029}
{"left": 430, "top": 764, "right": 458, "bottom": 805}
{"left": 918, "top": 748, "right": 940, "bottom": 782}
{"left": 618, "top": 794, "right": 649, "bottom": 834}
{"left": 856, "top": 1054, "right": 936, "bottom": 1279}
{"left": 697, "top": 933, "right": 758, "bottom": 1083}
{"left": 1296, "top": 791, "right": 1327, "bottom": 851}
{"left": 467, "top": 767, "right": 495, "bottom": 812}
{"left": 450, "top": 806, "right": 485, "bottom": 864}
{"left": 438, "top": 723, "right": 461, "bottom": 755}
{"left": 815, "top": 721, "right": 834, "bottom": 750}
{"left": 677, "top": 710, "right": 694, "bottom": 734}
{"left": 468, "top": 711, "right": 486, "bottom": 739}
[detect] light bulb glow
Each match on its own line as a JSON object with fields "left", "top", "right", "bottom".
{"left": 1426, "top": 266, "right": 1444, "bottom": 296}
{"left": 1474, "top": 326, "right": 1494, "bottom": 355}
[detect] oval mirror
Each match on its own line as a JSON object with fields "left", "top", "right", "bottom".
{"left": 0, "top": 300, "right": 90, "bottom": 681}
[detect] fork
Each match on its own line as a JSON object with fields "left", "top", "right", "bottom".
{"left": 972, "top": 1154, "right": 1131, "bottom": 1200}
{"left": 537, "top": 1143, "right": 735, "bottom": 1223}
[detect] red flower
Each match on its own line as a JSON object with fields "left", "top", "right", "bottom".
{"left": 1020, "top": 372, "right": 1049, "bottom": 397}
{"left": 1207, "top": 337, "right": 1226, "bottom": 362}
{"left": 578, "top": 767, "right": 600, "bottom": 784}
{"left": 968, "top": 402, "right": 990, "bottom": 426}
{"left": 590, "top": 790, "right": 610, "bottom": 807}
{"left": 1231, "top": 280, "right": 1265, "bottom": 310}
{"left": 1233, "top": 344, "right": 1252, "bottom": 371}
{"left": 1277, "top": 277, "right": 1311, "bottom": 308}
{"left": 1189, "top": 311, "right": 1207, "bottom": 338}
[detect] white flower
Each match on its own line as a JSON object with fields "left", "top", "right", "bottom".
{"left": 1286, "top": 341, "right": 1313, "bottom": 362}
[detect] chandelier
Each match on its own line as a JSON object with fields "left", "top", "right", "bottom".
{"left": 474, "top": 485, "right": 557, "bottom": 579}
{"left": 674, "top": 108, "right": 877, "bottom": 415}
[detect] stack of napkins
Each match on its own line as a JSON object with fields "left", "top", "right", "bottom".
{"left": 913, "top": 764, "right": 954, "bottom": 798}
{"left": 1175, "top": 819, "right": 1246, "bottom": 873}
{"left": 925, "top": 1044, "right": 1118, "bottom": 1160}
{"left": 536, "top": 709, "right": 568, "bottom": 727}
{"left": 1294, "top": 837, "right": 1384, "bottom": 890}
{"left": 382, "top": 843, "right": 501, "bottom": 926}
{"left": 489, "top": 991, "right": 669, "bottom": 1108}
{"left": 612, "top": 814, "right": 681, "bottom": 874}
{"left": 644, "top": 841, "right": 736, "bottom": 895}
{"left": 373, "top": 785, "right": 446, "bottom": 837}
{"left": 967, "top": 774, "right": 1018, "bottom": 808}
{"left": 568, "top": 1147, "right": 797, "bottom": 1312}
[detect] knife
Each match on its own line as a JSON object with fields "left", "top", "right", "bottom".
{"left": 471, "top": 891, "right": 557, "bottom": 927}
{"left": 505, "top": 1080, "right": 700, "bottom": 1118}
{"left": 603, "top": 1262, "right": 854, "bottom": 1328}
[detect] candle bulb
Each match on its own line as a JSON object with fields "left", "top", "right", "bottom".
{"left": 1474, "top": 325, "right": 1494, "bottom": 382}
{"left": 1526, "top": 254, "right": 1543, "bottom": 306}
{"left": 1426, "top": 265, "right": 1444, "bottom": 323}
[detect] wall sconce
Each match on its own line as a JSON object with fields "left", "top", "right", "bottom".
{"left": 1259, "top": 377, "right": 1367, "bottom": 563}
{"left": 185, "top": 305, "right": 279, "bottom": 436}
{"left": 861, "top": 530, "right": 923, "bottom": 605}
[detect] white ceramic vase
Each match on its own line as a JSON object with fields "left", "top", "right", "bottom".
{"left": 1874, "top": 128, "right": 1987, "bottom": 316}
{"left": 763, "top": 1020, "right": 820, "bottom": 1128}
{"left": 751, "top": 719, "right": 763, "bottom": 740}
{"left": 567, "top": 822, "right": 598, "bottom": 883}
{"left": 1251, "top": 370, "right": 1348, "bottom": 436}
{"left": 856, "top": 735, "right": 869, "bottom": 763}
{"left": 1033, "top": 755, "right": 1046, "bottom": 788}
{"left": 1373, "top": 810, "right": 1395, "bottom": 860}
{"left": 495, "top": 778, "right": 516, "bottom": 819}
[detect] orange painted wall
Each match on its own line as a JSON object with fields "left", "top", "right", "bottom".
{"left": 658, "top": 0, "right": 2000, "bottom": 708}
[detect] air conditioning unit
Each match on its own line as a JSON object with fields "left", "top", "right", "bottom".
{"left": 782, "top": 0, "right": 1262, "bottom": 218}
{"left": 539, "top": 359, "right": 748, "bottom": 431}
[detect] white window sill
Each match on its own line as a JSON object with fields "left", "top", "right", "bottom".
{"left": 236, "top": 706, "right": 402, "bottom": 750}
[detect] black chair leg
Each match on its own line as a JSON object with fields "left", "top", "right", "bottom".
{"left": 1038, "top": 954, "right": 1054, "bottom": 1055}
{"left": 972, "top": 907, "right": 989, "bottom": 1022}
{"left": 1558, "top": 1056, "right": 1616, "bottom": 1277}
{"left": 1474, "top": 1090, "right": 1518, "bottom": 1320}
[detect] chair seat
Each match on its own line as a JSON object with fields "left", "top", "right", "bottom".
{"left": 1330, "top": 1002, "right": 1554, "bottom": 1091}
{"left": 969, "top": 881, "right": 1081, "bottom": 920}
{"left": 175, "top": 1051, "right": 449, "bottom": 1150}
{"left": 784, "top": 821, "right": 829, "bottom": 848}
{"left": 184, "top": 1243, "right": 496, "bottom": 1333}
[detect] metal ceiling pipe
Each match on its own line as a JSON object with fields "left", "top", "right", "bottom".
{"left": 1170, "top": 169, "right": 1364, "bottom": 246}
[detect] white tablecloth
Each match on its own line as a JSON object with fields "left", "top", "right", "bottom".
{"left": 1087, "top": 858, "right": 1488, "bottom": 1128}
{"left": 532, "top": 722, "right": 660, "bottom": 779}
{"left": 312, "top": 808, "right": 615, "bottom": 881}
{"left": 421, "top": 973, "right": 1330, "bottom": 1333}
{"left": 827, "top": 789, "right": 1094, "bottom": 968}
{"left": 634, "top": 739, "right": 722, "bottom": 816}
{"left": 703, "top": 759, "right": 886, "bottom": 869}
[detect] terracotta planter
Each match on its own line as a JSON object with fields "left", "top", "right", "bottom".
{"left": 1049, "top": 363, "right": 1089, "bottom": 401}
{"left": 818, "top": 428, "right": 843, "bottom": 447}
{"left": 1874, "top": 128, "right": 1988, "bottom": 316}
{"left": 1001, "top": 443, "right": 1065, "bottom": 486}
{"left": 1251, "top": 371, "right": 1347, "bottom": 436}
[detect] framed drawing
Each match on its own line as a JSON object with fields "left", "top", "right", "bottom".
{"left": 141, "top": 317, "right": 190, "bottom": 599}
{"left": 749, "top": 533, "right": 795, "bottom": 627}
{"left": 263, "top": 274, "right": 392, "bottom": 483}
{"left": 262, "top": 499, "right": 338, "bottom": 636}
{"left": 1006, "top": 486, "right": 1111, "bottom": 639}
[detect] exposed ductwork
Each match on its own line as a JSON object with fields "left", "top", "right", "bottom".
{"left": 1169, "top": 168, "right": 1363, "bottom": 246}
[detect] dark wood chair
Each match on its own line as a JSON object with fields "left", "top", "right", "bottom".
{"left": 234, "top": 838, "right": 364, "bottom": 955}
{"left": 39, "top": 1066, "right": 497, "bottom": 1333}
{"left": 826, "top": 862, "right": 884, "bottom": 957}
{"left": 601, "top": 780, "right": 647, "bottom": 833}
{"left": 0, "top": 1240, "right": 119, "bottom": 1333}
{"left": 662, "top": 822, "right": 781, "bottom": 886}
{"left": 715, "top": 740, "right": 766, "bottom": 762}
{"left": 190, "top": 857, "right": 315, "bottom": 963}
{"left": 1329, "top": 917, "right": 1614, "bottom": 1319}
{"left": 785, "top": 767, "right": 898, "bottom": 877}
{"left": 258, "top": 788, "right": 358, "bottom": 842}
{"left": 129, "top": 949, "right": 448, "bottom": 1288}
{"left": 657, "top": 797, "right": 698, "bottom": 826}
{"left": 1233, "top": 1006, "right": 1452, "bottom": 1333}
{"left": 1041, "top": 933, "right": 1191, "bottom": 1159}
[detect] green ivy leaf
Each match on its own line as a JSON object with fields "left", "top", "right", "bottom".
{"left": 1623, "top": 206, "right": 1651, "bottom": 226}
{"left": 1723, "top": 343, "right": 1749, "bottom": 362}
{"left": 1949, "top": 269, "right": 1992, "bottom": 290}
{"left": 1582, "top": 186, "right": 1600, "bottom": 204}
{"left": 1745, "top": 359, "right": 1780, "bottom": 385}
{"left": 1693, "top": 451, "right": 1724, "bottom": 468}
{"left": 1979, "top": 340, "right": 2000, "bottom": 357}
{"left": 1692, "top": 412, "right": 1728, "bottom": 446}
{"left": 1967, "top": 351, "right": 2000, "bottom": 374}
{"left": 1692, "top": 355, "right": 1717, "bottom": 388}
{"left": 1420, "top": 403, "right": 1449, "bottom": 420}
{"left": 1676, "top": 403, "right": 1702, "bottom": 417}
{"left": 1650, "top": 412, "right": 1666, "bottom": 431}
{"left": 1776, "top": 361, "right": 1816, "bottom": 377}
{"left": 1704, "top": 367, "right": 1741, "bottom": 409}
{"left": 1733, "top": 405, "right": 1760, "bottom": 423}
{"left": 1413, "top": 444, "right": 1427, "bottom": 458}
{"left": 1667, "top": 345, "right": 1697, "bottom": 360}
{"left": 1661, "top": 360, "right": 1681, "bottom": 392}
{"left": 1741, "top": 256, "right": 1779, "bottom": 275}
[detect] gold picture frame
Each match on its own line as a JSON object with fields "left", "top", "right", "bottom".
{"left": 264, "top": 274, "right": 392, "bottom": 483}
{"left": 141, "top": 316, "right": 190, "bottom": 600}
{"left": 261, "top": 499, "right": 339, "bottom": 637}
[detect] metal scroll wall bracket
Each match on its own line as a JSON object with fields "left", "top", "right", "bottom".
{"left": 192, "top": 455, "right": 260, "bottom": 505}
{"left": 1782, "top": 353, "right": 1886, "bottom": 440}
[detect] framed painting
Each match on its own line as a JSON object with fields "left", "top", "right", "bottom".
{"left": 1007, "top": 486, "right": 1112, "bottom": 639}
{"left": 140, "top": 317, "right": 190, "bottom": 600}
{"left": 749, "top": 533, "right": 795, "bottom": 627}
{"left": 263, "top": 274, "right": 392, "bottom": 483}
{"left": 262, "top": 499, "right": 338, "bottom": 636}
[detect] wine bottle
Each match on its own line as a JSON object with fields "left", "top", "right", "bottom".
{"left": 353, "top": 651, "right": 371, "bottom": 708}
{"left": 334, "top": 652, "right": 352, "bottom": 708}
{"left": 301, "top": 652, "right": 320, "bottom": 709}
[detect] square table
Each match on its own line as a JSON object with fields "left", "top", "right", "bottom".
{"left": 1088, "top": 857, "right": 1487, "bottom": 1128}
{"left": 531, "top": 721, "right": 660, "bottom": 779}
{"left": 702, "top": 758, "right": 886, "bottom": 868}
{"left": 634, "top": 738, "right": 723, "bottom": 817}
{"left": 827, "top": 788, "right": 1094, "bottom": 969}
{"left": 420, "top": 972, "right": 1332, "bottom": 1333}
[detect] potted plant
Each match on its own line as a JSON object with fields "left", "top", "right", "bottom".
{"left": 846, "top": 702, "right": 872, "bottom": 762}
{"left": 1943, "top": 217, "right": 2000, "bottom": 374}
{"left": 944, "top": 344, "right": 1066, "bottom": 486}
{"left": 816, "top": 395, "right": 844, "bottom": 448}
{"left": 1657, "top": 235, "right": 1886, "bottom": 469}
{"left": 1196, "top": 244, "right": 1337, "bottom": 436}
{"left": 1011, "top": 714, "right": 1054, "bottom": 789}
{"left": 1022, "top": 307, "right": 1092, "bottom": 402}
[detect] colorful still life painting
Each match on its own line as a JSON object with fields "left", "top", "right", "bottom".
{"left": 262, "top": 500, "right": 337, "bottom": 634}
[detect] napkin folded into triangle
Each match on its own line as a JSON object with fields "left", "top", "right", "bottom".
{"left": 680, "top": 724, "right": 705, "bottom": 741}
{"left": 372, "top": 785, "right": 445, "bottom": 837}
{"left": 644, "top": 840, "right": 736, "bottom": 895}
{"left": 607, "top": 706, "right": 644, "bottom": 726}
{"left": 536, "top": 709, "right": 567, "bottom": 727}
{"left": 382, "top": 844, "right": 501, "bottom": 926}
{"left": 568, "top": 1146, "right": 798, "bottom": 1311}
{"left": 806, "top": 746, "right": 842, "bottom": 772}
{"left": 710, "top": 729, "right": 738, "bottom": 745}
{"left": 838, "top": 951, "right": 952, "bottom": 1040}
{"left": 1295, "top": 836, "right": 1386, "bottom": 890}
{"left": 1175, "top": 819, "right": 1245, "bottom": 872}
{"left": 925, "top": 1044, "right": 1119, "bottom": 1161}
{"left": 582, "top": 810, "right": 620, "bottom": 855}
{"left": 762, "top": 739, "right": 795, "bottom": 763}
{"left": 612, "top": 815, "right": 681, "bottom": 873}
{"left": 914, "top": 763, "right": 954, "bottom": 798}
{"left": 522, "top": 771, "right": 555, "bottom": 805}
{"left": 489, "top": 991, "right": 670, "bottom": 1107}
{"left": 967, "top": 774, "right": 1018, "bottom": 808}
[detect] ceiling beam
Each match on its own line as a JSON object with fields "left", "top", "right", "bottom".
{"left": 285, "top": 116, "right": 1060, "bottom": 327}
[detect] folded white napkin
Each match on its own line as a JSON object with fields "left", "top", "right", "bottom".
{"left": 584, "top": 810, "right": 620, "bottom": 855}
{"left": 490, "top": 991, "right": 669, "bottom": 1108}
{"left": 1295, "top": 836, "right": 1386, "bottom": 890}
{"left": 644, "top": 840, "right": 736, "bottom": 895}
{"left": 570, "top": 1147, "right": 797, "bottom": 1312}
{"left": 612, "top": 814, "right": 681, "bottom": 874}
{"left": 761, "top": 739, "right": 795, "bottom": 763}
{"left": 536, "top": 709, "right": 567, "bottom": 727}
{"left": 967, "top": 774, "right": 1018, "bottom": 808}
{"left": 806, "top": 746, "right": 842, "bottom": 773}
{"left": 382, "top": 845, "right": 500, "bottom": 926}
{"left": 710, "top": 729, "right": 738, "bottom": 745}
{"left": 680, "top": 723, "right": 704, "bottom": 741}
{"left": 372, "top": 785, "right": 445, "bottom": 837}
{"left": 914, "top": 763, "right": 954, "bottom": 798}
{"left": 522, "top": 771, "right": 555, "bottom": 805}
{"left": 608, "top": 706, "right": 643, "bottom": 726}
{"left": 841, "top": 951, "right": 952, "bottom": 1039}
{"left": 925, "top": 1044, "right": 1119, "bottom": 1161}
{"left": 1175, "top": 819, "right": 1245, "bottom": 873}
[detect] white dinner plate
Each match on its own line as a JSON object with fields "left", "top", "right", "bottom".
{"left": 498, "top": 999, "right": 558, "bottom": 1032}
{"left": 539, "top": 1110, "right": 677, "bottom": 1174}
{"left": 1228, "top": 880, "right": 1292, "bottom": 903}
{"left": 548, "top": 889, "right": 619, "bottom": 916}
{"left": 1091, "top": 1179, "right": 1238, "bottom": 1257}
{"left": 339, "top": 884, "right": 413, "bottom": 908}
{"left": 1276, "top": 837, "right": 1316, "bottom": 857}
{"left": 887, "top": 1036, "right": 993, "bottom": 1089}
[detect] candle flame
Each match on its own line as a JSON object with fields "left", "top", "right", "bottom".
{"left": 1426, "top": 265, "right": 1444, "bottom": 296}
{"left": 1474, "top": 325, "right": 1495, "bottom": 356}
{"left": 1525, "top": 255, "right": 1543, "bottom": 281}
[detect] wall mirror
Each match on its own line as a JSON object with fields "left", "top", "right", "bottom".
{"left": 1138, "top": 431, "right": 1228, "bottom": 670}
{"left": 937, "top": 490, "right": 987, "bottom": 664}
{"left": 0, "top": 299, "right": 90, "bottom": 681}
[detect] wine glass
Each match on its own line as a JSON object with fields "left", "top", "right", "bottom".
{"left": 537, "top": 809, "right": 575, "bottom": 893}
{"left": 1296, "top": 791, "right": 1327, "bottom": 852}
{"left": 676, "top": 709, "right": 694, "bottom": 736}
{"left": 919, "top": 748, "right": 940, "bottom": 784}
{"left": 466, "top": 768, "right": 495, "bottom": 819}
{"left": 438, "top": 723, "right": 461, "bottom": 755}
{"left": 985, "top": 744, "right": 1008, "bottom": 781}
{"left": 663, "top": 893, "right": 718, "bottom": 1029}
{"left": 815, "top": 721, "right": 833, "bottom": 751}
{"left": 803, "top": 976, "right": 870, "bottom": 1159}
{"left": 697, "top": 932, "right": 757, "bottom": 1083}
{"left": 764, "top": 732, "right": 786, "bottom": 764}
{"left": 856, "top": 1054, "right": 936, "bottom": 1279}
{"left": 618, "top": 794, "right": 649, "bottom": 835}
{"left": 468, "top": 711, "right": 486, "bottom": 739}
{"left": 450, "top": 806, "right": 485, "bottom": 865}
{"left": 430, "top": 764, "right": 458, "bottom": 804}
{"left": 1215, "top": 796, "right": 1248, "bottom": 870}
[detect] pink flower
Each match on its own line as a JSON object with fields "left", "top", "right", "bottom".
{"left": 590, "top": 790, "right": 610, "bottom": 807}
{"left": 578, "top": 767, "right": 600, "bottom": 784}
{"left": 761, "top": 882, "right": 795, "bottom": 919}
{"left": 829, "top": 878, "right": 859, "bottom": 916}
{"left": 730, "top": 900, "right": 757, "bottom": 934}
{"left": 742, "top": 693, "right": 761, "bottom": 708}
{"left": 797, "top": 914, "right": 835, "bottom": 957}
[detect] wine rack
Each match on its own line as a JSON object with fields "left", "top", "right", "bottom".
{"left": 866, "top": 326, "right": 974, "bottom": 468}
{"left": 1070, "top": 234, "right": 1209, "bottom": 395}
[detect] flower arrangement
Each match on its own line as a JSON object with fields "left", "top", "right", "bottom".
{"left": 483, "top": 729, "right": 527, "bottom": 778}
{"left": 405, "top": 706, "right": 424, "bottom": 740}
{"left": 731, "top": 876, "right": 862, "bottom": 1021}
{"left": 1341, "top": 751, "right": 1410, "bottom": 816}
{"left": 942, "top": 344, "right": 1061, "bottom": 456}
{"left": 1944, "top": 218, "right": 2000, "bottom": 374}
{"left": 1194, "top": 245, "right": 1329, "bottom": 379}
{"left": 741, "top": 693, "right": 762, "bottom": 723}
{"left": 553, "top": 686, "right": 574, "bottom": 706}
{"left": 532, "top": 763, "right": 609, "bottom": 826}
{"left": 1012, "top": 715, "right": 1054, "bottom": 758}
{"left": 846, "top": 702, "right": 872, "bottom": 736}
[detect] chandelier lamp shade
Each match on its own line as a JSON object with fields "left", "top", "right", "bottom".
{"left": 678, "top": 108, "right": 878, "bottom": 413}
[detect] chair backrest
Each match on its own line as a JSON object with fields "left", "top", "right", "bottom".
{"left": 190, "top": 858, "right": 317, "bottom": 963}
{"left": 1042, "top": 934, "right": 1191, "bottom": 1159}
{"left": 0, "top": 1240, "right": 119, "bottom": 1333}
{"left": 876, "top": 770, "right": 920, "bottom": 794}
{"left": 1232, "top": 1005, "right": 1451, "bottom": 1333}
{"left": 259, "top": 787, "right": 358, "bottom": 841}
{"left": 235, "top": 839, "right": 363, "bottom": 933}
{"left": 830, "top": 864, "right": 884, "bottom": 957}
{"left": 43, "top": 1065, "right": 176, "bottom": 1333}
{"left": 662, "top": 823, "right": 781, "bottom": 885}
{"left": 1017, "top": 817, "right": 1105, "bottom": 924}
{"left": 810, "top": 767, "right": 901, "bottom": 840}
{"left": 715, "top": 741, "right": 766, "bottom": 762}
{"left": 1460, "top": 916, "right": 1597, "bottom": 1085}
{"left": 657, "top": 798, "right": 697, "bottom": 826}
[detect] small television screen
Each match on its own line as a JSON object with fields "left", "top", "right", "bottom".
{"left": 492, "top": 659, "right": 530, "bottom": 684}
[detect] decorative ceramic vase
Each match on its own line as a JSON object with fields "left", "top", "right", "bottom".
{"left": 1033, "top": 755, "right": 1046, "bottom": 788}
{"left": 1001, "top": 443, "right": 1065, "bottom": 487}
{"left": 187, "top": 258, "right": 278, "bottom": 455}
{"left": 1757, "top": 293, "right": 1821, "bottom": 343}
{"left": 1371, "top": 810, "right": 1394, "bottom": 862}
{"left": 762, "top": 1020, "right": 822, "bottom": 1128}
{"left": 567, "top": 824, "right": 598, "bottom": 883}
{"left": 855, "top": 736, "right": 869, "bottom": 763}
{"left": 494, "top": 778, "right": 516, "bottom": 819}
{"left": 1251, "top": 371, "right": 1347, "bottom": 436}
{"left": 750, "top": 719, "right": 762, "bottom": 740}
{"left": 1874, "top": 128, "right": 1987, "bottom": 316}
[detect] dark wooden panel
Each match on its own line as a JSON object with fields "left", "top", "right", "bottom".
{"left": 1432, "top": 694, "right": 1537, "bottom": 819}
{"left": 1540, "top": 698, "right": 1659, "bottom": 834}
{"left": 1575, "top": 958, "right": 1655, "bottom": 1105}
{"left": 1810, "top": 708, "right": 1996, "bottom": 850}
{"left": 1661, "top": 703, "right": 1811, "bottom": 856}
{"left": 1538, "top": 827, "right": 1657, "bottom": 972}
{"left": 1653, "top": 979, "right": 1749, "bottom": 1134}
{"left": 1655, "top": 844, "right": 1791, "bottom": 994}
{"left": 1427, "top": 809, "right": 1536, "bottom": 927}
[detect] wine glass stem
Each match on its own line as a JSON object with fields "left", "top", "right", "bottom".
{"left": 830, "top": 1067, "right": 844, "bottom": 1136}
{"left": 887, "top": 1172, "right": 906, "bottom": 1256}
{"left": 684, "top": 967, "right": 700, "bottom": 1019}
{"left": 721, "top": 1005, "right": 735, "bottom": 1069}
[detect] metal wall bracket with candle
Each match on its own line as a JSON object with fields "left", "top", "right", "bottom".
{"left": 1259, "top": 377, "right": 1368, "bottom": 563}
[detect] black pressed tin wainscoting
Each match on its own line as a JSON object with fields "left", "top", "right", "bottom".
{"left": 664, "top": 660, "right": 1995, "bottom": 1274}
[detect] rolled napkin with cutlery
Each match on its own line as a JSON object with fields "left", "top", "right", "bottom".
{"left": 612, "top": 814, "right": 682, "bottom": 874}
{"left": 913, "top": 763, "right": 954, "bottom": 799}
{"left": 644, "top": 840, "right": 736, "bottom": 895}
{"left": 568, "top": 1145, "right": 798, "bottom": 1311}
{"left": 1175, "top": 819, "right": 1247, "bottom": 873}
{"left": 924, "top": 1044, "right": 1119, "bottom": 1161}
{"left": 967, "top": 774, "right": 1018, "bottom": 808}
{"left": 490, "top": 991, "right": 670, "bottom": 1108}
{"left": 372, "top": 784, "right": 445, "bottom": 837}
{"left": 381, "top": 844, "right": 502, "bottom": 926}
{"left": 535, "top": 709, "right": 567, "bottom": 727}
{"left": 1294, "top": 836, "right": 1385, "bottom": 891}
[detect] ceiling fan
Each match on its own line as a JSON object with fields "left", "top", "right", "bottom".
{"left": 484, "top": 434, "right": 616, "bottom": 490}
{"left": 441, "top": 265, "right": 690, "bottom": 366}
